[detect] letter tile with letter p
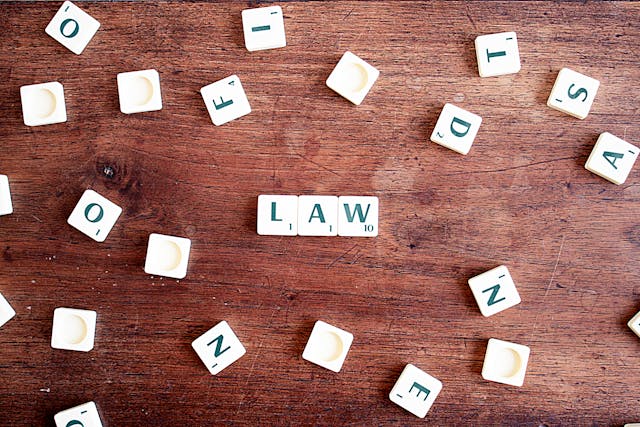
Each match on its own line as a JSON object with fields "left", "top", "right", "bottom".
{"left": 430, "top": 103, "right": 482, "bottom": 155}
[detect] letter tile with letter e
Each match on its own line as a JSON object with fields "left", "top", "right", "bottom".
{"left": 54, "top": 401, "right": 103, "bottom": 427}
{"left": 298, "top": 195, "right": 338, "bottom": 236}
{"left": 257, "top": 195, "right": 298, "bottom": 236}
{"left": 192, "top": 321, "right": 246, "bottom": 375}
{"left": 200, "top": 75, "right": 251, "bottom": 126}
{"left": 45, "top": 1, "right": 100, "bottom": 55}
{"left": 474, "top": 31, "right": 521, "bottom": 77}
{"left": 389, "top": 364, "right": 443, "bottom": 418}
{"left": 547, "top": 68, "right": 600, "bottom": 120}
{"left": 585, "top": 132, "right": 638, "bottom": 185}
{"left": 67, "top": 190, "right": 122, "bottom": 242}
{"left": 430, "top": 103, "right": 482, "bottom": 155}
{"left": 468, "top": 265, "right": 521, "bottom": 317}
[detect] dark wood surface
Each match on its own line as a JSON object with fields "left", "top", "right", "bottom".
{"left": 1, "top": 1, "right": 639, "bottom": 425}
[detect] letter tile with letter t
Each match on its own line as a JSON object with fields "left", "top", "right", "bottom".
{"left": 338, "top": 196, "right": 378, "bottom": 237}
{"left": 547, "top": 68, "right": 600, "bottom": 120}
{"left": 67, "top": 189, "right": 122, "bottom": 242}
{"left": 54, "top": 401, "right": 104, "bottom": 427}
{"left": 45, "top": 1, "right": 100, "bottom": 55}
{"left": 468, "top": 265, "right": 521, "bottom": 317}
{"left": 430, "top": 103, "right": 482, "bottom": 155}
{"left": 298, "top": 195, "right": 338, "bottom": 236}
{"left": 192, "top": 321, "right": 246, "bottom": 375}
{"left": 585, "top": 132, "right": 639, "bottom": 185}
{"left": 389, "top": 364, "right": 443, "bottom": 418}
{"left": 200, "top": 75, "right": 251, "bottom": 126}
{"left": 474, "top": 31, "right": 521, "bottom": 77}
{"left": 257, "top": 195, "right": 298, "bottom": 236}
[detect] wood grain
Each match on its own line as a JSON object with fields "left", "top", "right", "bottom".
{"left": 1, "top": 1, "right": 640, "bottom": 425}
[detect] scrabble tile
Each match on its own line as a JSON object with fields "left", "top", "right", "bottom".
{"left": 117, "top": 69, "right": 162, "bottom": 114}
{"left": 20, "top": 82, "right": 67, "bottom": 127}
{"left": 430, "top": 103, "right": 482, "bottom": 155}
{"left": 624, "top": 424, "right": 640, "bottom": 427}
{"left": 389, "top": 364, "right": 443, "bottom": 418}
{"left": 547, "top": 68, "right": 600, "bottom": 119}
{"left": 0, "top": 292, "right": 16, "bottom": 329}
{"left": 54, "top": 401, "right": 103, "bottom": 427}
{"left": 51, "top": 307, "right": 97, "bottom": 352}
{"left": 0, "top": 175, "right": 13, "bottom": 216}
{"left": 628, "top": 311, "right": 640, "bottom": 338}
{"left": 585, "top": 132, "right": 639, "bottom": 185}
{"left": 326, "top": 51, "right": 380, "bottom": 105}
{"left": 45, "top": 1, "right": 100, "bottom": 55}
{"left": 67, "top": 189, "right": 122, "bottom": 242}
{"left": 482, "top": 338, "right": 530, "bottom": 387}
{"left": 337, "top": 196, "right": 379, "bottom": 237}
{"left": 302, "top": 320, "right": 353, "bottom": 372}
{"left": 474, "top": 31, "right": 521, "bottom": 77}
{"left": 242, "top": 5, "right": 286, "bottom": 52}
{"left": 257, "top": 195, "right": 298, "bottom": 236}
{"left": 297, "top": 195, "right": 338, "bottom": 236}
{"left": 468, "top": 265, "right": 521, "bottom": 317}
{"left": 200, "top": 75, "right": 251, "bottom": 126}
{"left": 144, "top": 233, "right": 191, "bottom": 279}
{"left": 192, "top": 320, "right": 246, "bottom": 375}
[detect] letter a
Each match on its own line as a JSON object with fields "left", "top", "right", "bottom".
{"left": 308, "top": 204, "right": 326, "bottom": 223}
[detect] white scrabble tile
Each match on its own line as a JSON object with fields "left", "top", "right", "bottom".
{"left": 54, "top": 401, "right": 103, "bottom": 427}
{"left": 67, "top": 189, "right": 122, "bottom": 242}
{"left": 51, "top": 307, "right": 97, "bottom": 352}
{"left": 547, "top": 68, "right": 600, "bottom": 120}
{"left": 20, "top": 82, "right": 67, "bottom": 127}
{"left": 242, "top": 5, "right": 286, "bottom": 52}
{"left": 585, "top": 132, "right": 639, "bottom": 185}
{"left": 337, "top": 196, "right": 378, "bottom": 237}
{"left": 389, "top": 364, "right": 443, "bottom": 418}
{"left": 628, "top": 311, "right": 640, "bottom": 339}
{"left": 192, "top": 320, "right": 246, "bottom": 375}
{"left": 200, "top": 75, "right": 251, "bottom": 126}
{"left": 297, "top": 195, "right": 338, "bottom": 236}
{"left": 257, "top": 195, "right": 298, "bottom": 236}
{"left": 144, "top": 233, "right": 191, "bottom": 279}
{"left": 430, "top": 103, "right": 482, "bottom": 155}
{"left": 468, "top": 265, "right": 521, "bottom": 317}
{"left": 0, "top": 292, "right": 16, "bottom": 329}
{"left": 326, "top": 51, "right": 380, "bottom": 105}
{"left": 117, "top": 69, "right": 162, "bottom": 114}
{"left": 302, "top": 320, "right": 353, "bottom": 372}
{"left": 475, "top": 31, "right": 521, "bottom": 77}
{"left": 624, "top": 424, "right": 640, "bottom": 427}
{"left": 482, "top": 338, "right": 530, "bottom": 387}
{"left": 45, "top": 1, "right": 100, "bottom": 55}
{"left": 0, "top": 175, "right": 13, "bottom": 216}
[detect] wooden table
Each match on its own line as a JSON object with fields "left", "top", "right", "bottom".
{"left": 1, "top": 1, "right": 639, "bottom": 425}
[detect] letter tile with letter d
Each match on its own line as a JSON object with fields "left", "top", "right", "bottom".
{"left": 585, "top": 132, "right": 639, "bottom": 185}
{"left": 468, "top": 265, "right": 521, "bottom": 317}
{"left": 192, "top": 321, "right": 246, "bottom": 375}
{"left": 430, "top": 103, "right": 482, "bottom": 155}
{"left": 389, "top": 364, "right": 443, "bottom": 418}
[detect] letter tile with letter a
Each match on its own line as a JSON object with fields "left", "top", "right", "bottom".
{"left": 297, "top": 195, "right": 338, "bottom": 236}
{"left": 430, "top": 103, "right": 482, "bottom": 155}
{"left": 468, "top": 265, "right": 521, "bottom": 317}
{"left": 389, "top": 364, "right": 443, "bottom": 418}
{"left": 200, "top": 75, "right": 251, "bottom": 126}
{"left": 585, "top": 132, "right": 639, "bottom": 185}
{"left": 257, "top": 195, "right": 298, "bottom": 236}
{"left": 338, "top": 196, "right": 378, "bottom": 237}
{"left": 192, "top": 321, "right": 246, "bottom": 375}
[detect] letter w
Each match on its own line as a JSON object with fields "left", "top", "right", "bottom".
{"left": 343, "top": 203, "right": 370, "bottom": 223}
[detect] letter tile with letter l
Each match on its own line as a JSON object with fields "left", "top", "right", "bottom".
{"left": 54, "top": 401, "right": 104, "bottom": 427}
{"left": 389, "top": 364, "right": 443, "bottom": 418}
{"left": 200, "top": 75, "right": 251, "bottom": 126}
{"left": 585, "top": 132, "right": 639, "bottom": 185}
{"left": 257, "top": 195, "right": 298, "bottom": 236}
{"left": 67, "top": 189, "right": 122, "bottom": 242}
{"left": 297, "top": 195, "right": 338, "bottom": 236}
{"left": 192, "top": 321, "right": 246, "bottom": 375}
{"left": 468, "top": 265, "right": 521, "bottom": 317}
{"left": 430, "top": 103, "right": 482, "bottom": 155}
{"left": 338, "top": 196, "right": 378, "bottom": 237}
{"left": 547, "top": 68, "right": 600, "bottom": 120}
{"left": 45, "top": 1, "right": 100, "bottom": 55}
{"left": 474, "top": 31, "right": 521, "bottom": 77}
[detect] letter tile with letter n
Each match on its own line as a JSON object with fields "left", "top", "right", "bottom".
{"left": 474, "top": 31, "right": 521, "bottom": 77}
{"left": 54, "top": 401, "right": 104, "bottom": 427}
{"left": 192, "top": 321, "right": 246, "bottom": 375}
{"left": 547, "top": 68, "right": 600, "bottom": 120}
{"left": 45, "top": 1, "right": 100, "bottom": 55}
{"left": 257, "top": 195, "right": 298, "bottom": 236}
{"left": 585, "top": 132, "right": 639, "bottom": 185}
{"left": 338, "top": 196, "right": 378, "bottom": 237}
{"left": 389, "top": 364, "right": 443, "bottom": 418}
{"left": 67, "top": 189, "right": 122, "bottom": 242}
{"left": 468, "top": 265, "right": 521, "bottom": 317}
{"left": 200, "top": 75, "right": 251, "bottom": 126}
{"left": 430, "top": 103, "right": 482, "bottom": 155}
{"left": 297, "top": 195, "right": 338, "bottom": 236}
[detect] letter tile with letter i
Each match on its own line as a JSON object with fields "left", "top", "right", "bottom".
{"left": 200, "top": 75, "right": 251, "bottom": 126}
{"left": 257, "top": 195, "right": 298, "bottom": 236}
{"left": 468, "top": 265, "right": 521, "bottom": 317}
{"left": 54, "top": 401, "right": 104, "bottom": 427}
{"left": 192, "top": 321, "right": 246, "bottom": 375}
{"left": 585, "top": 132, "right": 639, "bottom": 185}
{"left": 547, "top": 68, "right": 600, "bottom": 120}
{"left": 474, "top": 31, "right": 521, "bottom": 77}
{"left": 297, "top": 195, "right": 338, "bottom": 236}
{"left": 389, "top": 364, "right": 443, "bottom": 418}
{"left": 45, "top": 1, "right": 100, "bottom": 55}
{"left": 430, "top": 103, "right": 482, "bottom": 155}
{"left": 67, "top": 189, "right": 122, "bottom": 242}
{"left": 242, "top": 5, "right": 286, "bottom": 52}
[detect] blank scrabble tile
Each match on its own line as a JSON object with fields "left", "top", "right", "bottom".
{"left": 54, "top": 401, "right": 103, "bottom": 427}
{"left": 337, "top": 196, "right": 378, "bottom": 237}
{"left": 0, "top": 292, "right": 16, "bottom": 329}
{"left": 67, "top": 189, "right": 122, "bottom": 242}
{"left": 45, "top": 1, "right": 100, "bottom": 55}
{"left": 117, "top": 69, "right": 162, "bottom": 114}
{"left": 144, "top": 233, "right": 191, "bottom": 279}
{"left": 468, "top": 265, "right": 521, "bottom": 317}
{"left": 585, "top": 132, "right": 639, "bottom": 185}
{"left": 302, "top": 320, "right": 353, "bottom": 372}
{"left": 0, "top": 175, "right": 13, "bottom": 216}
{"left": 200, "top": 75, "right": 251, "bottom": 126}
{"left": 475, "top": 31, "right": 521, "bottom": 77}
{"left": 389, "top": 364, "right": 443, "bottom": 418}
{"left": 624, "top": 424, "right": 640, "bottom": 427}
{"left": 257, "top": 195, "right": 298, "bottom": 236}
{"left": 51, "top": 307, "right": 97, "bottom": 352}
{"left": 430, "top": 103, "right": 482, "bottom": 155}
{"left": 628, "top": 311, "right": 640, "bottom": 338}
{"left": 20, "top": 82, "right": 67, "bottom": 127}
{"left": 482, "top": 338, "right": 530, "bottom": 387}
{"left": 326, "top": 51, "right": 379, "bottom": 105}
{"left": 242, "top": 5, "right": 286, "bottom": 52}
{"left": 297, "top": 195, "right": 338, "bottom": 236}
{"left": 192, "top": 321, "right": 246, "bottom": 375}
{"left": 547, "top": 68, "right": 600, "bottom": 119}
